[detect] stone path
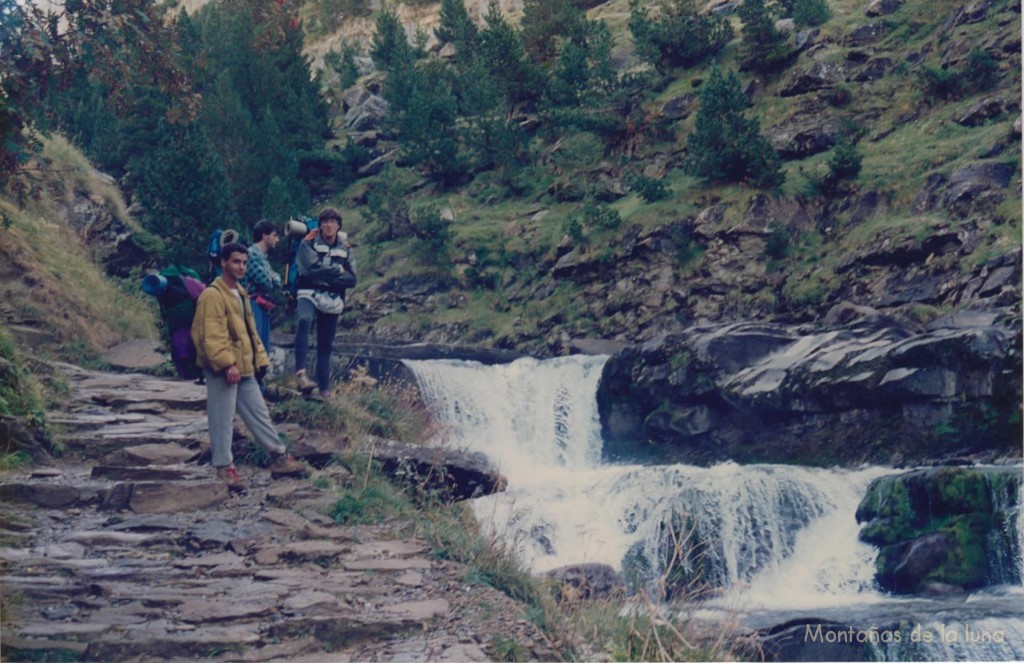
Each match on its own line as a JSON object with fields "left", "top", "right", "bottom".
{"left": 0, "top": 364, "right": 561, "bottom": 662}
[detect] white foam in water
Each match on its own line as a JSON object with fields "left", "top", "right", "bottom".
{"left": 404, "top": 354, "right": 1024, "bottom": 655}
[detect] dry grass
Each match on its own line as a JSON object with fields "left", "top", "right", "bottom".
{"left": 0, "top": 135, "right": 160, "bottom": 361}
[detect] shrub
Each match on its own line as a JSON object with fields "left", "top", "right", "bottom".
{"left": 562, "top": 216, "right": 585, "bottom": 244}
{"left": 963, "top": 48, "right": 999, "bottom": 92}
{"left": 919, "top": 65, "right": 961, "bottom": 101}
{"left": 628, "top": 0, "right": 733, "bottom": 72}
{"left": 827, "top": 135, "right": 862, "bottom": 180}
{"left": 583, "top": 198, "right": 622, "bottom": 230}
{"left": 628, "top": 173, "right": 670, "bottom": 202}
{"left": 412, "top": 206, "right": 454, "bottom": 262}
{"left": 765, "top": 222, "right": 790, "bottom": 259}
{"left": 792, "top": 0, "right": 831, "bottom": 27}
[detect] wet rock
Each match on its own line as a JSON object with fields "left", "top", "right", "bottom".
{"left": 546, "top": 563, "right": 625, "bottom": 601}
{"left": 598, "top": 319, "right": 1022, "bottom": 466}
{"left": 857, "top": 466, "right": 1022, "bottom": 592}
{"left": 366, "top": 436, "right": 507, "bottom": 502}
{"left": 758, "top": 620, "right": 874, "bottom": 661}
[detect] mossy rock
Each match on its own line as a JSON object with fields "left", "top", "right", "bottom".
{"left": 858, "top": 466, "right": 1020, "bottom": 593}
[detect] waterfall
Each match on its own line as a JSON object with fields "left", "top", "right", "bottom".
{"left": 403, "top": 351, "right": 1024, "bottom": 660}
{"left": 405, "top": 355, "right": 888, "bottom": 604}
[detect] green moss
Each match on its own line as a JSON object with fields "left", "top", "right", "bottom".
{"left": 860, "top": 468, "right": 1021, "bottom": 589}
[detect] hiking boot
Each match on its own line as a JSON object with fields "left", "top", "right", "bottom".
{"left": 295, "top": 371, "right": 317, "bottom": 394}
{"left": 216, "top": 466, "right": 246, "bottom": 493}
{"left": 269, "top": 454, "right": 310, "bottom": 479}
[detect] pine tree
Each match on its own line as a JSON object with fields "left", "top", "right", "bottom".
{"left": 737, "top": 0, "right": 790, "bottom": 71}
{"left": 628, "top": 0, "right": 733, "bottom": 73}
{"left": 132, "top": 119, "right": 238, "bottom": 267}
{"left": 520, "top": 0, "right": 584, "bottom": 65}
{"left": 371, "top": 5, "right": 416, "bottom": 73}
{"left": 436, "top": 0, "right": 479, "bottom": 61}
{"left": 479, "top": 0, "right": 543, "bottom": 106}
{"left": 685, "top": 67, "right": 783, "bottom": 188}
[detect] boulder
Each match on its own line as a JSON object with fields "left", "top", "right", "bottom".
{"left": 956, "top": 98, "right": 1006, "bottom": 126}
{"left": 545, "top": 563, "right": 625, "bottom": 601}
{"left": 364, "top": 436, "right": 507, "bottom": 502}
{"left": 856, "top": 466, "right": 1022, "bottom": 592}
{"left": 767, "top": 123, "right": 838, "bottom": 159}
{"left": 779, "top": 62, "right": 848, "bottom": 97}
{"left": 344, "top": 94, "right": 389, "bottom": 131}
{"left": 865, "top": 0, "right": 903, "bottom": 16}
{"left": 843, "top": 23, "right": 887, "bottom": 46}
{"left": 942, "top": 160, "right": 1015, "bottom": 217}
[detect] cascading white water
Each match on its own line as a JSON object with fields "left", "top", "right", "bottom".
{"left": 405, "top": 355, "right": 889, "bottom": 606}
{"left": 405, "top": 354, "right": 1024, "bottom": 660}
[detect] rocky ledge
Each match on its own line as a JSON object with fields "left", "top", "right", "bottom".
{"left": 597, "top": 304, "right": 1022, "bottom": 467}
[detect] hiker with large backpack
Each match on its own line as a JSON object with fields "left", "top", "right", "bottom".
{"left": 141, "top": 265, "right": 206, "bottom": 381}
{"left": 292, "top": 207, "right": 356, "bottom": 400}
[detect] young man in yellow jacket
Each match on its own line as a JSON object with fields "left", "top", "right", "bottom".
{"left": 192, "top": 242, "right": 308, "bottom": 492}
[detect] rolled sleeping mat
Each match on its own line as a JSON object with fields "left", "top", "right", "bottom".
{"left": 285, "top": 218, "right": 309, "bottom": 238}
{"left": 141, "top": 273, "right": 168, "bottom": 297}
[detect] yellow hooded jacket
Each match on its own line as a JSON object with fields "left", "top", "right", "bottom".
{"left": 191, "top": 277, "right": 269, "bottom": 377}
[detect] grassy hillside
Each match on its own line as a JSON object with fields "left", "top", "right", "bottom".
{"left": 307, "top": 0, "right": 1020, "bottom": 351}
{"left": 0, "top": 135, "right": 160, "bottom": 364}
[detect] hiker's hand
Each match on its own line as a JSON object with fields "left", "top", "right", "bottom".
{"left": 225, "top": 365, "right": 241, "bottom": 384}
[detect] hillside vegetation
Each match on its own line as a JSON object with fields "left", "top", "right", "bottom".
{"left": 0, "top": 0, "right": 1019, "bottom": 359}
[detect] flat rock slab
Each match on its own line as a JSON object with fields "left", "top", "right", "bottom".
{"left": 350, "top": 540, "right": 430, "bottom": 559}
{"left": 123, "top": 443, "right": 197, "bottom": 465}
{"left": 0, "top": 482, "right": 99, "bottom": 508}
{"left": 344, "top": 557, "right": 434, "bottom": 571}
{"left": 1, "top": 637, "right": 89, "bottom": 657}
{"left": 101, "top": 339, "right": 166, "bottom": 369}
{"left": 64, "top": 530, "right": 165, "bottom": 546}
{"left": 91, "top": 465, "right": 205, "bottom": 481}
{"left": 177, "top": 598, "right": 278, "bottom": 623}
{"left": 266, "top": 613, "right": 414, "bottom": 644}
{"left": 382, "top": 598, "right": 449, "bottom": 621}
{"left": 84, "top": 623, "right": 263, "bottom": 660}
{"left": 128, "top": 481, "right": 228, "bottom": 513}
{"left": 253, "top": 540, "right": 352, "bottom": 564}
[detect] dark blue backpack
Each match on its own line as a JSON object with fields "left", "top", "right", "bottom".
{"left": 206, "top": 228, "right": 240, "bottom": 283}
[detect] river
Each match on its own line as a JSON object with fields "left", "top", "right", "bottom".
{"left": 404, "top": 354, "right": 1024, "bottom": 661}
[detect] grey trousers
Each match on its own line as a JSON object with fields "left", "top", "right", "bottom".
{"left": 204, "top": 370, "right": 286, "bottom": 468}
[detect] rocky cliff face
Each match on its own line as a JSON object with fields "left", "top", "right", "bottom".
{"left": 596, "top": 304, "right": 1022, "bottom": 467}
